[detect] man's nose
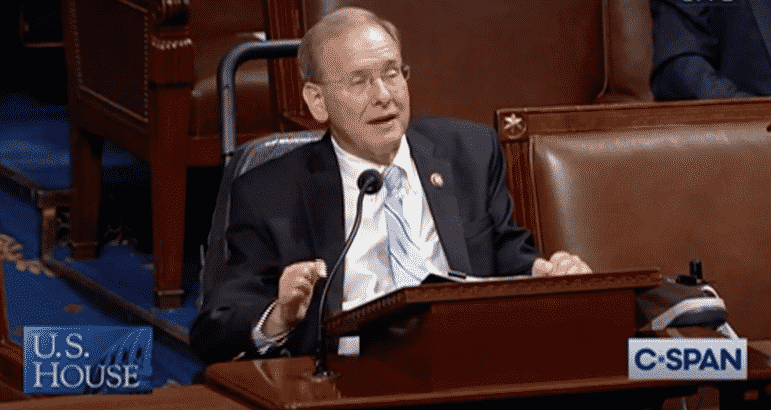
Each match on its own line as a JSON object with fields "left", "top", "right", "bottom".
{"left": 371, "top": 77, "right": 392, "bottom": 104}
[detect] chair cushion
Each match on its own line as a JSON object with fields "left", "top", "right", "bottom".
{"left": 189, "top": 0, "right": 265, "bottom": 39}
{"left": 191, "top": 34, "right": 271, "bottom": 137}
{"left": 530, "top": 124, "right": 771, "bottom": 339}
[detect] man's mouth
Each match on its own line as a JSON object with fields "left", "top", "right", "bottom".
{"left": 367, "top": 113, "right": 398, "bottom": 125}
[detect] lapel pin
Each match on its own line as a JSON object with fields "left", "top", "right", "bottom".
{"left": 430, "top": 172, "right": 444, "bottom": 188}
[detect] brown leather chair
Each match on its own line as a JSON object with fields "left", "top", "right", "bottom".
{"left": 270, "top": 0, "right": 654, "bottom": 128}
{"left": 496, "top": 97, "right": 771, "bottom": 341}
{"left": 62, "top": 0, "right": 279, "bottom": 308}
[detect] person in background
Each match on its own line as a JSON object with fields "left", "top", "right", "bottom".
{"left": 651, "top": 0, "right": 771, "bottom": 100}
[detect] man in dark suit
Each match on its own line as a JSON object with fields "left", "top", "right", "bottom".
{"left": 651, "top": 0, "right": 771, "bottom": 100}
{"left": 191, "top": 7, "right": 591, "bottom": 365}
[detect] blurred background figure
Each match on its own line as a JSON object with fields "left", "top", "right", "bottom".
{"left": 651, "top": 0, "right": 771, "bottom": 100}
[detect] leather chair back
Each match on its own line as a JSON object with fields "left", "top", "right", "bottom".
{"left": 198, "top": 130, "right": 324, "bottom": 308}
{"left": 189, "top": 0, "right": 271, "bottom": 137}
{"left": 190, "top": 0, "right": 266, "bottom": 83}
{"left": 497, "top": 98, "right": 771, "bottom": 340}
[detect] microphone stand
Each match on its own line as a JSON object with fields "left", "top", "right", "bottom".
{"left": 309, "top": 170, "right": 382, "bottom": 380}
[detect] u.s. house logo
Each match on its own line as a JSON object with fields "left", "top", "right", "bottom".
{"left": 23, "top": 326, "right": 152, "bottom": 394}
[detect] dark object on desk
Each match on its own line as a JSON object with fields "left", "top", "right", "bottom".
{"left": 636, "top": 278, "right": 729, "bottom": 332}
{"left": 676, "top": 259, "right": 703, "bottom": 285}
{"left": 637, "top": 260, "right": 736, "bottom": 337}
{"left": 420, "top": 273, "right": 455, "bottom": 284}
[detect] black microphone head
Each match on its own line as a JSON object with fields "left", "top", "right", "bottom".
{"left": 357, "top": 169, "right": 383, "bottom": 194}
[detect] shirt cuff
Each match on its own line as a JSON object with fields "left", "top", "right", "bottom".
{"left": 252, "top": 301, "right": 291, "bottom": 355}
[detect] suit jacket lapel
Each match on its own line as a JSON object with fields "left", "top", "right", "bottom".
{"left": 299, "top": 132, "right": 346, "bottom": 317}
{"left": 748, "top": 0, "right": 771, "bottom": 62}
{"left": 406, "top": 127, "right": 473, "bottom": 275}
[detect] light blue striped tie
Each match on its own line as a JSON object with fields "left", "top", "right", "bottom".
{"left": 383, "top": 165, "right": 431, "bottom": 288}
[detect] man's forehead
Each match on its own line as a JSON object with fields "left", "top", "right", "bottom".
{"left": 340, "top": 24, "right": 390, "bottom": 49}
{"left": 319, "top": 24, "right": 401, "bottom": 72}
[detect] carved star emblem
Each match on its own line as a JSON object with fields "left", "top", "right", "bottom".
{"left": 502, "top": 113, "right": 526, "bottom": 138}
{"left": 503, "top": 114, "right": 523, "bottom": 132}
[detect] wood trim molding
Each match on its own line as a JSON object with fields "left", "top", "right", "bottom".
{"left": 328, "top": 269, "right": 660, "bottom": 336}
{"left": 264, "top": 0, "right": 308, "bottom": 131}
{"left": 151, "top": 0, "right": 190, "bottom": 27}
{"left": 67, "top": 0, "right": 151, "bottom": 121}
{"left": 0, "top": 342, "right": 23, "bottom": 393}
{"left": 0, "top": 263, "right": 24, "bottom": 392}
{"left": 149, "top": 34, "right": 195, "bottom": 85}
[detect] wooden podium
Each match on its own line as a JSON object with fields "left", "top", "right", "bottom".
{"left": 206, "top": 270, "right": 674, "bottom": 409}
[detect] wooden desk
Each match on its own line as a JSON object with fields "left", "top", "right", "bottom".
{"left": 203, "top": 341, "right": 771, "bottom": 410}
{"left": 716, "top": 340, "right": 771, "bottom": 409}
{"left": 205, "top": 356, "right": 690, "bottom": 409}
{"left": 0, "top": 342, "right": 765, "bottom": 409}
{"left": 0, "top": 385, "right": 253, "bottom": 410}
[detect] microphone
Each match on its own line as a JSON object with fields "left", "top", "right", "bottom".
{"left": 357, "top": 169, "right": 384, "bottom": 194}
{"left": 311, "top": 169, "right": 383, "bottom": 379}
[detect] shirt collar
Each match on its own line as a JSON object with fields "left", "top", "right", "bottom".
{"left": 331, "top": 134, "right": 414, "bottom": 191}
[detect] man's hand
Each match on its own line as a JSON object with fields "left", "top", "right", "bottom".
{"left": 262, "top": 259, "right": 327, "bottom": 337}
{"left": 531, "top": 251, "right": 592, "bottom": 277}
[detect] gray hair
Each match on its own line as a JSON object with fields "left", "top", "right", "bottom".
{"left": 297, "top": 7, "right": 401, "bottom": 83}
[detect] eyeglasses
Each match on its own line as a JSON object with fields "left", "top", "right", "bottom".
{"left": 317, "top": 64, "right": 410, "bottom": 95}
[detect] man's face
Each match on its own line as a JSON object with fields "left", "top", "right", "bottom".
{"left": 315, "top": 24, "right": 410, "bottom": 160}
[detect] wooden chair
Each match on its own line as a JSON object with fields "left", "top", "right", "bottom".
{"left": 62, "top": 0, "right": 288, "bottom": 308}
{"left": 496, "top": 97, "right": 771, "bottom": 408}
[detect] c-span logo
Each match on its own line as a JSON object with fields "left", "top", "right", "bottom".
{"left": 23, "top": 326, "right": 152, "bottom": 394}
{"left": 628, "top": 338, "right": 746, "bottom": 380}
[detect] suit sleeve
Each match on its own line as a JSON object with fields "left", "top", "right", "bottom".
{"left": 190, "top": 174, "right": 284, "bottom": 364}
{"left": 485, "top": 127, "right": 541, "bottom": 276}
{"left": 650, "top": 0, "right": 756, "bottom": 100}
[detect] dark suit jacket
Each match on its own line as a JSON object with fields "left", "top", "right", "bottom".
{"left": 190, "top": 117, "right": 540, "bottom": 364}
{"left": 651, "top": 0, "right": 771, "bottom": 100}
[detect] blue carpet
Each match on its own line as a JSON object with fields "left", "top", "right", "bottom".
{"left": 50, "top": 245, "right": 200, "bottom": 330}
{"left": 0, "top": 189, "right": 40, "bottom": 260}
{"left": 3, "top": 260, "right": 205, "bottom": 386}
{"left": 0, "top": 91, "right": 207, "bottom": 387}
{"left": 0, "top": 91, "right": 152, "bottom": 259}
{"left": 0, "top": 91, "right": 149, "bottom": 191}
{"left": 3, "top": 260, "right": 122, "bottom": 343}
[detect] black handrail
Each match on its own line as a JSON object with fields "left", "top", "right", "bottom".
{"left": 217, "top": 39, "right": 302, "bottom": 166}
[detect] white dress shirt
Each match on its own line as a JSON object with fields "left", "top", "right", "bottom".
{"left": 332, "top": 134, "right": 450, "bottom": 312}
{"left": 252, "top": 134, "right": 449, "bottom": 355}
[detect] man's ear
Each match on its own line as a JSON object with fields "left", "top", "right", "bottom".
{"left": 302, "top": 82, "right": 328, "bottom": 123}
